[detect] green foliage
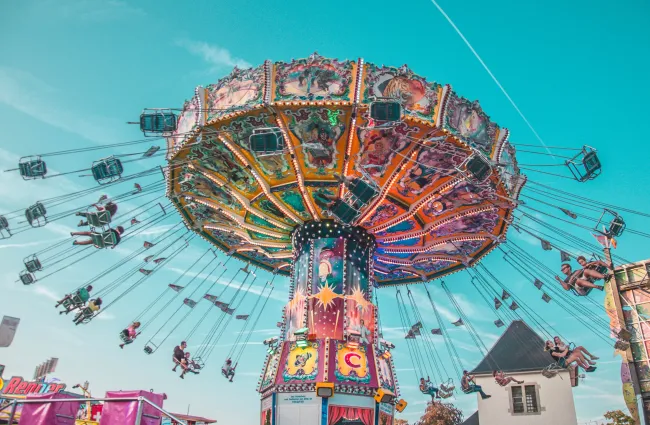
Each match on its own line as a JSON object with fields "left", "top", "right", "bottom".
{"left": 604, "top": 410, "right": 635, "bottom": 425}
{"left": 418, "top": 401, "right": 463, "bottom": 425}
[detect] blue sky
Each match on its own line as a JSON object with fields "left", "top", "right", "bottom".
{"left": 1, "top": 0, "right": 650, "bottom": 423}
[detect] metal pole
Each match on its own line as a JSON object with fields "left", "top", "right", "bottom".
{"left": 8, "top": 401, "right": 17, "bottom": 425}
{"left": 605, "top": 247, "right": 649, "bottom": 425}
{"left": 141, "top": 398, "right": 188, "bottom": 424}
{"left": 134, "top": 397, "right": 144, "bottom": 425}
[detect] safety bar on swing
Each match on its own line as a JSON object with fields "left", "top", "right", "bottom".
{"left": 3, "top": 396, "right": 189, "bottom": 425}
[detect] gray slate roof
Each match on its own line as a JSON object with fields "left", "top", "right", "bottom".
{"left": 462, "top": 411, "right": 479, "bottom": 425}
{"left": 470, "top": 320, "right": 552, "bottom": 374}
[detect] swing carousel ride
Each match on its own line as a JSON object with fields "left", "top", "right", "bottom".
{"left": 2, "top": 53, "right": 643, "bottom": 425}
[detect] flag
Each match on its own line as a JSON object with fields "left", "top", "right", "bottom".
{"left": 143, "top": 241, "right": 154, "bottom": 249}
{"left": 494, "top": 319, "right": 505, "bottom": 328}
{"left": 412, "top": 327, "right": 421, "bottom": 336}
{"left": 501, "top": 290, "right": 510, "bottom": 300}
{"left": 215, "top": 301, "right": 229, "bottom": 309}
{"left": 153, "top": 258, "right": 167, "bottom": 264}
{"left": 412, "top": 321, "right": 423, "bottom": 330}
{"left": 144, "top": 255, "right": 154, "bottom": 263}
{"left": 560, "top": 251, "right": 571, "bottom": 262}
{"left": 542, "top": 293, "right": 552, "bottom": 303}
{"left": 236, "top": 315, "right": 249, "bottom": 320}
{"left": 592, "top": 233, "right": 609, "bottom": 248}
{"left": 222, "top": 307, "right": 235, "bottom": 315}
{"left": 541, "top": 239, "right": 552, "bottom": 251}
{"left": 494, "top": 298, "right": 503, "bottom": 309}
{"left": 509, "top": 301, "right": 519, "bottom": 311}
{"left": 204, "top": 294, "right": 218, "bottom": 303}
{"left": 134, "top": 183, "right": 142, "bottom": 193}
{"left": 452, "top": 318, "right": 464, "bottom": 327}
{"left": 405, "top": 330, "right": 415, "bottom": 339}
{"left": 139, "top": 269, "right": 152, "bottom": 275}
{"left": 183, "top": 298, "right": 197, "bottom": 308}
{"left": 431, "top": 328, "right": 442, "bottom": 335}
{"left": 559, "top": 208, "right": 577, "bottom": 219}
{"left": 276, "top": 321, "right": 283, "bottom": 328}
{"left": 131, "top": 218, "right": 140, "bottom": 226}
{"left": 168, "top": 284, "right": 183, "bottom": 292}
{"left": 533, "top": 279, "right": 543, "bottom": 290}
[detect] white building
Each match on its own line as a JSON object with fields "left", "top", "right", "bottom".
{"left": 462, "top": 320, "right": 578, "bottom": 425}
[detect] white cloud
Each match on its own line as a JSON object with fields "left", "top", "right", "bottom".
{"left": 95, "top": 312, "right": 116, "bottom": 321}
{"left": 32, "top": 286, "right": 61, "bottom": 301}
{"left": 0, "top": 67, "right": 125, "bottom": 146}
{"left": 175, "top": 39, "right": 252, "bottom": 71}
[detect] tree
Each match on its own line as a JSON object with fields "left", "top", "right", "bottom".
{"left": 604, "top": 410, "right": 635, "bottom": 425}
{"left": 418, "top": 401, "right": 463, "bottom": 425}
{"left": 394, "top": 419, "right": 409, "bottom": 425}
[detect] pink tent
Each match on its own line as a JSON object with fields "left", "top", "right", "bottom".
{"left": 18, "top": 392, "right": 78, "bottom": 425}
{"left": 99, "top": 391, "right": 165, "bottom": 425}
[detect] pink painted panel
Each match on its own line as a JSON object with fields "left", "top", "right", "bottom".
{"left": 99, "top": 391, "right": 164, "bottom": 425}
{"left": 18, "top": 393, "right": 77, "bottom": 425}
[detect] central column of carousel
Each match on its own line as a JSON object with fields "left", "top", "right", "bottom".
{"left": 257, "top": 220, "right": 401, "bottom": 425}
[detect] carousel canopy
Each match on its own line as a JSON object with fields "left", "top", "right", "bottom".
{"left": 165, "top": 53, "right": 525, "bottom": 286}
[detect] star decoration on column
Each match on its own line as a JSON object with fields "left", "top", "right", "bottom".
{"left": 312, "top": 281, "right": 340, "bottom": 310}
{"left": 348, "top": 286, "right": 370, "bottom": 313}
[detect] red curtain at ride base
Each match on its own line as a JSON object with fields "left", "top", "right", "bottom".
{"left": 328, "top": 406, "right": 373, "bottom": 425}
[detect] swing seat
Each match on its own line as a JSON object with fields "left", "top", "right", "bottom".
{"left": 25, "top": 202, "right": 47, "bottom": 227}
{"left": 143, "top": 345, "right": 154, "bottom": 354}
{"left": 461, "top": 387, "right": 474, "bottom": 395}
{"left": 86, "top": 210, "right": 113, "bottom": 228}
{"left": 542, "top": 362, "right": 562, "bottom": 378}
{"left": 249, "top": 128, "right": 285, "bottom": 156}
{"left": 92, "top": 157, "right": 124, "bottom": 185}
{"left": 330, "top": 200, "right": 360, "bottom": 225}
{"left": 62, "top": 294, "right": 85, "bottom": 311}
{"left": 142, "top": 145, "right": 161, "bottom": 158}
{"left": 466, "top": 155, "right": 492, "bottom": 182}
{"left": 19, "top": 271, "right": 35, "bottom": 285}
{"left": 0, "top": 215, "right": 9, "bottom": 239}
{"left": 24, "top": 256, "right": 42, "bottom": 273}
{"left": 566, "top": 146, "right": 601, "bottom": 182}
{"left": 369, "top": 101, "right": 402, "bottom": 123}
{"left": 76, "top": 308, "right": 94, "bottom": 324}
{"left": 90, "top": 231, "right": 118, "bottom": 249}
{"left": 140, "top": 109, "right": 178, "bottom": 136}
{"left": 119, "top": 332, "right": 132, "bottom": 343}
{"left": 596, "top": 209, "right": 625, "bottom": 238}
{"left": 347, "top": 179, "right": 378, "bottom": 205}
{"left": 440, "top": 380, "right": 455, "bottom": 392}
{"left": 192, "top": 357, "right": 205, "bottom": 370}
{"left": 438, "top": 390, "right": 453, "bottom": 399}
{"left": 614, "top": 339, "right": 630, "bottom": 351}
{"left": 18, "top": 156, "right": 47, "bottom": 180}
{"left": 0, "top": 215, "right": 8, "bottom": 231}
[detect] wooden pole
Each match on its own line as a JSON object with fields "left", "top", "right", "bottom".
{"left": 604, "top": 247, "right": 648, "bottom": 425}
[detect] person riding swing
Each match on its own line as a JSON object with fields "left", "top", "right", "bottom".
{"left": 172, "top": 341, "right": 187, "bottom": 373}
{"left": 119, "top": 321, "right": 141, "bottom": 348}
{"left": 493, "top": 370, "right": 524, "bottom": 386}
{"left": 222, "top": 358, "right": 236, "bottom": 382}
{"left": 179, "top": 352, "right": 200, "bottom": 379}
{"left": 461, "top": 370, "right": 491, "bottom": 400}
{"left": 555, "top": 263, "right": 604, "bottom": 295}
{"left": 419, "top": 377, "right": 440, "bottom": 400}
